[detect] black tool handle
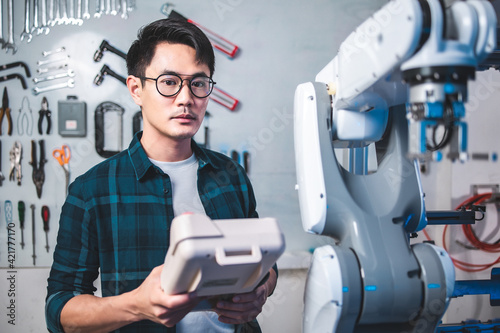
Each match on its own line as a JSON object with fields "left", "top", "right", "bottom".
{"left": 0, "top": 73, "right": 27, "bottom": 89}
{"left": 18, "top": 201, "right": 25, "bottom": 229}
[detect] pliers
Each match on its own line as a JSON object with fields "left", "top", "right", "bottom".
{"left": 9, "top": 141, "right": 22, "bottom": 186}
{"left": 30, "top": 140, "right": 47, "bottom": 198}
{"left": 0, "top": 87, "right": 12, "bottom": 136}
{"left": 38, "top": 97, "right": 52, "bottom": 135}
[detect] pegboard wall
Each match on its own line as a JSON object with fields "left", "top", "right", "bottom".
{"left": 0, "top": 0, "right": 390, "bottom": 268}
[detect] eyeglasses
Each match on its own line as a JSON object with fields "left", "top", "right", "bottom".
{"left": 139, "top": 73, "right": 216, "bottom": 98}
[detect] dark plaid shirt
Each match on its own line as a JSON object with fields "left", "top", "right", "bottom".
{"left": 46, "top": 132, "right": 260, "bottom": 333}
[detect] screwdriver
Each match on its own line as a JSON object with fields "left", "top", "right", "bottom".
{"left": 41, "top": 205, "right": 50, "bottom": 252}
{"left": 18, "top": 201, "right": 25, "bottom": 249}
{"left": 31, "top": 204, "right": 36, "bottom": 266}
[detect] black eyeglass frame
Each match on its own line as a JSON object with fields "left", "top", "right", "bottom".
{"left": 138, "top": 73, "right": 216, "bottom": 98}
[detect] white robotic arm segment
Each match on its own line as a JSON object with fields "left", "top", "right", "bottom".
{"left": 294, "top": 82, "right": 328, "bottom": 234}
{"left": 317, "top": 0, "right": 423, "bottom": 107}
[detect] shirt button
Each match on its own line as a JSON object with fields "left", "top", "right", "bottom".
{"left": 164, "top": 188, "right": 169, "bottom": 194}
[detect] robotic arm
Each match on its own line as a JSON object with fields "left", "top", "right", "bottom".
{"left": 294, "top": 0, "right": 496, "bottom": 332}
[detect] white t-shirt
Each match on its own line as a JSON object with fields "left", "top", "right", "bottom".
{"left": 150, "top": 154, "right": 234, "bottom": 333}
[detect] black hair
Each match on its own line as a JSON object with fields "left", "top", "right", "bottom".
{"left": 127, "top": 18, "right": 215, "bottom": 82}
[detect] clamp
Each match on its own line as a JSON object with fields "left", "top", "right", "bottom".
{"left": 38, "top": 96, "right": 52, "bottom": 135}
{"left": 8, "top": 141, "right": 22, "bottom": 186}
{"left": 93, "top": 39, "right": 127, "bottom": 61}
{"left": 30, "top": 139, "right": 47, "bottom": 198}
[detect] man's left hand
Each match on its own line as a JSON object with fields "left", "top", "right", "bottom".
{"left": 213, "top": 269, "right": 277, "bottom": 324}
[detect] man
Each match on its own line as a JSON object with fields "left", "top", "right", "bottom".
{"left": 46, "top": 18, "right": 277, "bottom": 333}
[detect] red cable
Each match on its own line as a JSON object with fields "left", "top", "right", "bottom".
{"left": 440, "top": 192, "right": 500, "bottom": 272}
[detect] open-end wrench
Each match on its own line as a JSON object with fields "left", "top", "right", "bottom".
{"left": 0, "top": 0, "right": 5, "bottom": 47}
{"left": 21, "top": 0, "right": 32, "bottom": 43}
{"left": 40, "top": 0, "right": 50, "bottom": 35}
{"left": 47, "top": 0, "right": 54, "bottom": 26}
{"left": 37, "top": 63, "right": 68, "bottom": 74}
{"left": 32, "top": 79, "right": 75, "bottom": 95}
{"left": 68, "top": 0, "right": 76, "bottom": 24}
{"left": 76, "top": 0, "right": 83, "bottom": 25}
{"left": 42, "top": 46, "right": 66, "bottom": 57}
{"left": 33, "top": 69, "right": 75, "bottom": 83}
{"left": 53, "top": 0, "right": 61, "bottom": 25}
{"left": 4, "top": 0, "right": 17, "bottom": 54}
{"left": 60, "top": 0, "right": 69, "bottom": 24}
{"left": 83, "top": 0, "right": 90, "bottom": 19}
{"left": 32, "top": 0, "right": 40, "bottom": 33}
{"left": 37, "top": 54, "right": 70, "bottom": 66}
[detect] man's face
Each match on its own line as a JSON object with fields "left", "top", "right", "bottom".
{"left": 131, "top": 42, "right": 210, "bottom": 142}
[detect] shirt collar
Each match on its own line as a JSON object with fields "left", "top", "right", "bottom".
{"left": 128, "top": 131, "right": 220, "bottom": 180}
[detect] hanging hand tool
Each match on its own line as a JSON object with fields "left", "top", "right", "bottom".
{"left": 38, "top": 97, "right": 52, "bottom": 134}
{"left": 0, "top": 61, "right": 31, "bottom": 78}
{"left": 94, "top": 64, "right": 126, "bottom": 86}
{"left": 21, "top": 0, "right": 33, "bottom": 42}
{"left": 17, "top": 96, "right": 33, "bottom": 136}
{"left": 95, "top": 102, "right": 124, "bottom": 158}
{"left": 5, "top": 200, "right": 13, "bottom": 229}
{"left": 0, "top": 0, "right": 4, "bottom": 48}
{"left": 0, "top": 73, "right": 28, "bottom": 89}
{"left": 42, "top": 46, "right": 66, "bottom": 57}
{"left": 41, "top": 205, "right": 50, "bottom": 252}
{"left": 161, "top": 3, "right": 239, "bottom": 58}
{"left": 0, "top": 87, "right": 13, "bottom": 136}
{"left": 18, "top": 201, "right": 25, "bottom": 249}
{"left": 0, "top": 141, "right": 5, "bottom": 186}
{"left": 93, "top": 39, "right": 127, "bottom": 61}
{"left": 8, "top": 141, "right": 22, "bottom": 185}
{"left": 30, "top": 140, "right": 47, "bottom": 198}
{"left": 4, "top": 0, "right": 17, "bottom": 54}
{"left": 30, "top": 204, "right": 36, "bottom": 266}
{"left": 33, "top": 79, "right": 75, "bottom": 95}
{"left": 52, "top": 144, "right": 71, "bottom": 196}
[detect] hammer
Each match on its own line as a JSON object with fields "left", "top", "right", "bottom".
{"left": 94, "top": 64, "right": 126, "bottom": 86}
{"left": 94, "top": 40, "right": 127, "bottom": 62}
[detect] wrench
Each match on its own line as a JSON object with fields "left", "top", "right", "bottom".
{"left": 83, "top": 0, "right": 90, "bottom": 19}
{"left": 76, "top": 0, "right": 83, "bottom": 25}
{"left": 60, "top": 0, "right": 69, "bottom": 24}
{"left": 37, "top": 63, "right": 68, "bottom": 74}
{"left": 21, "top": 0, "right": 33, "bottom": 43}
{"left": 68, "top": 0, "right": 76, "bottom": 24}
{"left": 42, "top": 46, "right": 66, "bottom": 57}
{"left": 4, "top": 0, "right": 17, "bottom": 54}
{"left": 33, "top": 69, "right": 75, "bottom": 83}
{"left": 120, "top": 0, "right": 128, "bottom": 19}
{"left": 32, "top": 0, "right": 40, "bottom": 33}
{"left": 32, "top": 79, "right": 75, "bottom": 95}
{"left": 37, "top": 54, "right": 70, "bottom": 66}
{"left": 40, "top": 0, "right": 50, "bottom": 35}
{"left": 94, "top": 0, "right": 102, "bottom": 18}
{"left": 0, "top": 0, "right": 5, "bottom": 47}
{"left": 53, "top": 0, "right": 61, "bottom": 25}
{"left": 105, "top": 0, "right": 111, "bottom": 15}
{"left": 47, "top": 0, "right": 54, "bottom": 26}
{"left": 110, "top": 0, "right": 117, "bottom": 15}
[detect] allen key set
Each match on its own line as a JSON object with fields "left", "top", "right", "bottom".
{"left": 0, "top": 0, "right": 137, "bottom": 54}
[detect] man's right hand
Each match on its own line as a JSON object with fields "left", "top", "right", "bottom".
{"left": 61, "top": 264, "right": 204, "bottom": 333}
{"left": 130, "top": 264, "right": 204, "bottom": 327}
